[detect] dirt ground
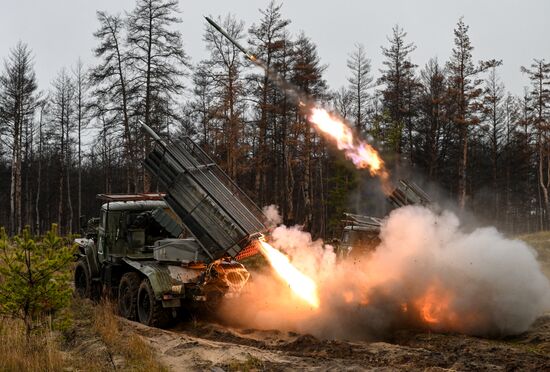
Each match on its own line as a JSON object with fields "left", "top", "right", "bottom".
{"left": 124, "top": 234, "right": 550, "bottom": 372}
{"left": 127, "top": 311, "right": 550, "bottom": 371}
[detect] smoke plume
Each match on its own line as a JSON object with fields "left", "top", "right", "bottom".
{"left": 221, "top": 206, "right": 550, "bottom": 339}
{"left": 262, "top": 204, "right": 283, "bottom": 227}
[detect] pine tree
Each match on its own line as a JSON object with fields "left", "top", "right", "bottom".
{"left": 291, "top": 32, "right": 327, "bottom": 231}
{"left": 187, "top": 60, "right": 218, "bottom": 150}
{"left": 50, "top": 69, "right": 75, "bottom": 233}
{"left": 481, "top": 66, "right": 505, "bottom": 217}
{"left": 347, "top": 43, "right": 373, "bottom": 134}
{"left": 417, "top": 58, "right": 447, "bottom": 179}
{"left": 521, "top": 59, "right": 550, "bottom": 228}
{"left": 126, "top": 0, "right": 189, "bottom": 190}
{"left": 0, "top": 226, "right": 74, "bottom": 337}
{"left": 90, "top": 11, "right": 136, "bottom": 192}
{"left": 248, "top": 0, "right": 291, "bottom": 205}
{"left": 203, "top": 14, "right": 247, "bottom": 180}
{"left": 378, "top": 25, "right": 416, "bottom": 157}
{"left": 0, "top": 42, "right": 38, "bottom": 235}
{"left": 446, "top": 17, "right": 499, "bottom": 209}
{"left": 72, "top": 59, "right": 88, "bottom": 230}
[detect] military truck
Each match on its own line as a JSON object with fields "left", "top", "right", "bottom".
{"left": 336, "top": 180, "right": 432, "bottom": 258}
{"left": 74, "top": 125, "right": 267, "bottom": 327}
{"left": 336, "top": 213, "right": 383, "bottom": 259}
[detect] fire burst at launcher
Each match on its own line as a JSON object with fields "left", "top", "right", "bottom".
{"left": 259, "top": 240, "right": 320, "bottom": 309}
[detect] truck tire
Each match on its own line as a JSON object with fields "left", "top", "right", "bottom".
{"left": 137, "top": 278, "right": 171, "bottom": 327}
{"left": 204, "top": 290, "right": 223, "bottom": 314}
{"left": 118, "top": 272, "right": 141, "bottom": 320}
{"left": 74, "top": 259, "right": 91, "bottom": 298}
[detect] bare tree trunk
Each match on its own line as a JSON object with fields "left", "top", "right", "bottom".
{"left": 458, "top": 125, "right": 468, "bottom": 209}
{"left": 66, "top": 123, "right": 73, "bottom": 234}
{"left": 58, "top": 100, "right": 65, "bottom": 231}
{"left": 227, "top": 68, "right": 239, "bottom": 181}
{"left": 142, "top": 6, "right": 154, "bottom": 193}
{"left": 24, "top": 118, "right": 32, "bottom": 231}
{"left": 35, "top": 104, "right": 44, "bottom": 234}
{"left": 285, "top": 149, "right": 294, "bottom": 225}
{"left": 75, "top": 61, "right": 83, "bottom": 230}
{"left": 282, "top": 97, "right": 294, "bottom": 225}
{"left": 303, "top": 124, "right": 312, "bottom": 229}
{"left": 16, "top": 115, "right": 22, "bottom": 233}
{"left": 538, "top": 136, "right": 550, "bottom": 229}
{"left": 318, "top": 149, "right": 326, "bottom": 238}
{"left": 10, "top": 119, "right": 20, "bottom": 235}
{"left": 255, "top": 67, "right": 270, "bottom": 205}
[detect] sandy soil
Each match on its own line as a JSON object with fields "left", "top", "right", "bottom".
{"left": 125, "top": 312, "right": 550, "bottom": 371}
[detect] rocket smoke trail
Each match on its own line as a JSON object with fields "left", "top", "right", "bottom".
{"left": 204, "top": 16, "right": 391, "bottom": 189}
{"left": 204, "top": 16, "right": 310, "bottom": 107}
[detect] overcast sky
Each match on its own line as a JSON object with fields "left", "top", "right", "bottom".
{"left": 1, "top": 0, "right": 549, "bottom": 96}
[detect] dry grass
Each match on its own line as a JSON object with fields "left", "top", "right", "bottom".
{"left": 92, "top": 301, "right": 168, "bottom": 372}
{"left": 0, "top": 299, "right": 169, "bottom": 372}
{"left": 226, "top": 354, "right": 265, "bottom": 372}
{"left": 0, "top": 317, "right": 67, "bottom": 372}
{"left": 519, "top": 231, "right": 550, "bottom": 280}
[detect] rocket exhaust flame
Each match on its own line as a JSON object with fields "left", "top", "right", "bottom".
{"left": 259, "top": 240, "right": 320, "bottom": 309}
{"left": 308, "top": 108, "right": 383, "bottom": 174}
{"left": 307, "top": 107, "right": 391, "bottom": 192}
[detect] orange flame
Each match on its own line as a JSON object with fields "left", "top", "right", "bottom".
{"left": 308, "top": 107, "right": 386, "bottom": 177}
{"left": 414, "top": 286, "right": 454, "bottom": 325}
{"left": 259, "top": 241, "right": 320, "bottom": 308}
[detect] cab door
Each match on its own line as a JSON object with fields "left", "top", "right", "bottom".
{"left": 97, "top": 210, "right": 108, "bottom": 262}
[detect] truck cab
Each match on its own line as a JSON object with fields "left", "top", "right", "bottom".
{"left": 94, "top": 197, "right": 179, "bottom": 262}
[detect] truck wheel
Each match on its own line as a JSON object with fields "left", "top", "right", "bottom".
{"left": 118, "top": 272, "right": 141, "bottom": 320}
{"left": 204, "top": 290, "right": 223, "bottom": 314}
{"left": 137, "top": 278, "right": 171, "bottom": 327}
{"left": 74, "top": 259, "right": 91, "bottom": 298}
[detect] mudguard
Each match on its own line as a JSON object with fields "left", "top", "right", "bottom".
{"left": 121, "top": 258, "right": 248, "bottom": 303}
{"left": 122, "top": 258, "right": 186, "bottom": 300}
{"left": 122, "top": 258, "right": 204, "bottom": 300}
{"left": 75, "top": 238, "right": 100, "bottom": 278}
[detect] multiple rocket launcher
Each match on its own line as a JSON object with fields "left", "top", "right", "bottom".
{"left": 140, "top": 17, "right": 411, "bottom": 263}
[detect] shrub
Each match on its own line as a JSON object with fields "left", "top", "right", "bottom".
{"left": 0, "top": 225, "right": 75, "bottom": 337}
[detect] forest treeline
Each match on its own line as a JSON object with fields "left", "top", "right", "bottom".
{"left": 0, "top": 0, "right": 549, "bottom": 238}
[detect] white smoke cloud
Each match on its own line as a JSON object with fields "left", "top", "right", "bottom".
{"left": 262, "top": 204, "right": 282, "bottom": 227}
{"left": 221, "top": 206, "right": 550, "bottom": 339}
